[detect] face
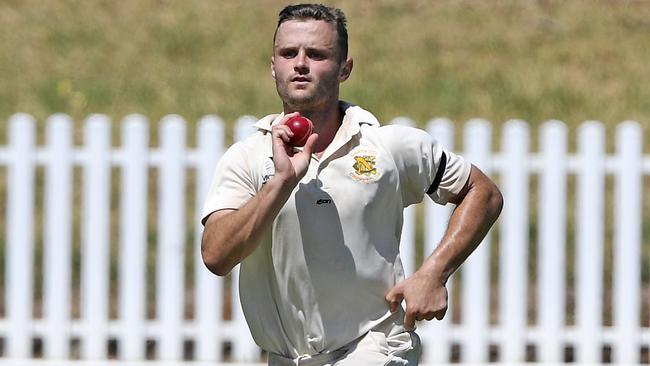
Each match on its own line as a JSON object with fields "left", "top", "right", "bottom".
{"left": 272, "top": 19, "right": 352, "bottom": 110}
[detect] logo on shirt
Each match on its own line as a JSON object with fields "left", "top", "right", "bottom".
{"left": 349, "top": 150, "right": 381, "bottom": 183}
{"left": 262, "top": 158, "right": 275, "bottom": 185}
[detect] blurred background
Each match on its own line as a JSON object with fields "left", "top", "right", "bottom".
{"left": 2, "top": 0, "right": 650, "bottom": 135}
{"left": 1, "top": 0, "right": 649, "bottom": 363}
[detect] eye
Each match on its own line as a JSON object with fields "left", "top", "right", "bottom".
{"left": 278, "top": 48, "right": 298, "bottom": 58}
{"left": 307, "top": 50, "right": 327, "bottom": 60}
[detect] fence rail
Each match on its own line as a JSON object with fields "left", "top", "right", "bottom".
{"left": 0, "top": 113, "right": 648, "bottom": 364}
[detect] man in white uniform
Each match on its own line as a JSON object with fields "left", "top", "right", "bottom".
{"left": 201, "top": 4, "right": 503, "bottom": 365}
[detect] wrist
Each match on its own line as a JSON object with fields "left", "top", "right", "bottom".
{"left": 418, "top": 257, "right": 449, "bottom": 284}
{"left": 267, "top": 172, "right": 299, "bottom": 193}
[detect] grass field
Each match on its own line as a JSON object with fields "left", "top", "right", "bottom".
{"left": 2, "top": 0, "right": 650, "bottom": 139}
{"left": 1, "top": 0, "right": 649, "bottom": 332}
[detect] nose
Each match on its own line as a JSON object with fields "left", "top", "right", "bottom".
{"left": 294, "top": 49, "right": 308, "bottom": 74}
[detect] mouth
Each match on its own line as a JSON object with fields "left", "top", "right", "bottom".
{"left": 291, "top": 76, "right": 310, "bottom": 83}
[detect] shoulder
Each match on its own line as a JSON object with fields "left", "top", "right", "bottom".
{"left": 222, "top": 127, "right": 272, "bottom": 166}
{"left": 371, "top": 124, "right": 435, "bottom": 154}
{"left": 234, "top": 113, "right": 277, "bottom": 150}
{"left": 224, "top": 134, "right": 258, "bottom": 156}
{"left": 376, "top": 124, "right": 431, "bottom": 140}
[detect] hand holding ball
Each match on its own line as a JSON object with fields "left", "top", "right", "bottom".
{"left": 285, "top": 115, "right": 313, "bottom": 147}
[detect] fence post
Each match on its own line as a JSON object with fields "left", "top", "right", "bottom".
{"left": 420, "top": 118, "right": 455, "bottom": 363}
{"left": 4, "top": 113, "right": 650, "bottom": 364}
{"left": 461, "top": 119, "right": 493, "bottom": 363}
{"left": 6, "top": 114, "right": 37, "bottom": 359}
{"left": 80, "top": 114, "right": 112, "bottom": 359}
{"left": 118, "top": 114, "right": 149, "bottom": 360}
{"left": 613, "top": 121, "right": 642, "bottom": 363}
{"left": 499, "top": 120, "right": 530, "bottom": 362}
{"left": 195, "top": 115, "right": 226, "bottom": 361}
{"left": 538, "top": 120, "right": 568, "bottom": 363}
{"left": 43, "top": 114, "right": 74, "bottom": 359}
{"left": 231, "top": 116, "right": 261, "bottom": 361}
{"left": 157, "top": 115, "right": 187, "bottom": 360}
{"left": 576, "top": 121, "right": 605, "bottom": 363}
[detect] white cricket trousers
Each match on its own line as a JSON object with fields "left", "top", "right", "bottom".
{"left": 267, "top": 329, "right": 421, "bottom": 366}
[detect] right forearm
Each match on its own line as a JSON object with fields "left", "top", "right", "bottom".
{"left": 202, "top": 117, "right": 318, "bottom": 276}
{"left": 201, "top": 175, "right": 296, "bottom": 276}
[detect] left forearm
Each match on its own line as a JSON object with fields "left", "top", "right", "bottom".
{"left": 419, "top": 166, "right": 503, "bottom": 282}
{"left": 385, "top": 166, "right": 501, "bottom": 326}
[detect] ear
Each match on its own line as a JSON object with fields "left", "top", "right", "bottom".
{"left": 271, "top": 56, "right": 276, "bottom": 80}
{"left": 339, "top": 57, "right": 353, "bottom": 82}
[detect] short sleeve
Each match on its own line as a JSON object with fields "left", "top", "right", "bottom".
{"left": 201, "top": 142, "right": 257, "bottom": 225}
{"left": 427, "top": 149, "right": 471, "bottom": 204}
{"left": 382, "top": 125, "right": 471, "bottom": 206}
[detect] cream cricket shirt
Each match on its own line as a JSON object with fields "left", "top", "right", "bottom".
{"left": 202, "top": 102, "right": 471, "bottom": 358}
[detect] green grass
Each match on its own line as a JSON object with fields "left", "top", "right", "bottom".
{"left": 1, "top": 0, "right": 650, "bottom": 133}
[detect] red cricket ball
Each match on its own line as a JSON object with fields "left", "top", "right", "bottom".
{"left": 285, "top": 115, "right": 313, "bottom": 147}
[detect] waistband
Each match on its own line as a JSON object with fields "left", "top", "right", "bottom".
{"left": 267, "top": 314, "right": 406, "bottom": 366}
{"left": 268, "top": 344, "right": 352, "bottom": 366}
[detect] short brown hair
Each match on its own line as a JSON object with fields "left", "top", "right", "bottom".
{"left": 274, "top": 3, "right": 349, "bottom": 61}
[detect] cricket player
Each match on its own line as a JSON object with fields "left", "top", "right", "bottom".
{"left": 201, "top": 4, "right": 503, "bottom": 365}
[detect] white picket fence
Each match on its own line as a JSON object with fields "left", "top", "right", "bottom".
{"left": 0, "top": 113, "right": 648, "bottom": 365}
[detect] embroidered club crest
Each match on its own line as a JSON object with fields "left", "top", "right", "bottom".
{"left": 349, "top": 150, "right": 381, "bottom": 182}
{"left": 353, "top": 156, "right": 377, "bottom": 176}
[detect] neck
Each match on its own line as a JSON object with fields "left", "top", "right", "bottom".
{"left": 284, "top": 99, "right": 342, "bottom": 154}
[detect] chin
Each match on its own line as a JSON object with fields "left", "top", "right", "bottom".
{"left": 286, "top": 95, "right": 317, "bottom": 108}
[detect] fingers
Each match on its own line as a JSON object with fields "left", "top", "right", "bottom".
{"left": 421, "top": 307, "right": 447, "bottom": 321}
{"left": 272, "top": 124, "right": 293, "bottom": 144}
{"left": 434, "top": 306, "right": 448, "bottom": 320}
{"left": 385, "top": 285, "right": 403, "bottom": 313}
{"left": 273, "top": 111, "right": 312, "bottom": 150}
{"left": 404, "top": 306, "right": 446, "bottom": 329}
{"left": 389, "top": 301, "right": 399, "bottom": 314}
{"left": 387, "top": 280, "right": 448, "bottom": 330}
{"left": 404, "top": 311, "right": 416, "bottom": 330}
{"left": 280, "top": 112, "right": 300, "bottom": 124}
{"left": 301, "top": 133, "right": 319, "bottom": 156}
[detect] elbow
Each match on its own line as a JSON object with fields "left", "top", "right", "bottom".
{"left": 200, "top": 238, "right": 234, "bottom": 277}
{"left": 211, "top": 266, "right": 233, "bottom": 277}
{"left": 201, "top": 250, "right": 233, "bottom": 277}
{"left": 489, "top": 185, "right": 504, "bottom": 218}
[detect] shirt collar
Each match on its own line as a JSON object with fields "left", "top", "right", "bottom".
{"left": 253, "top": 101, "right": 381, "bottom": 158}
{"left": 253, "top": 101, "right": 380, "bottom": 132}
